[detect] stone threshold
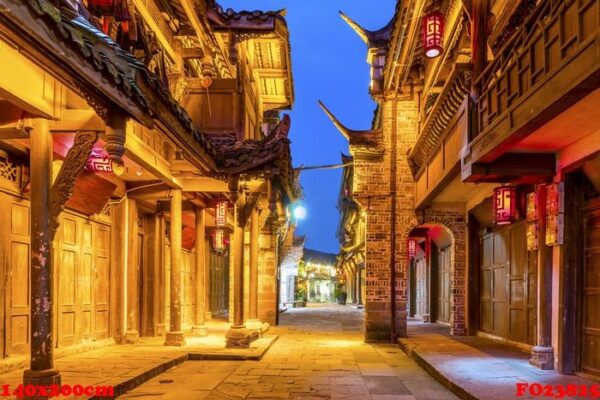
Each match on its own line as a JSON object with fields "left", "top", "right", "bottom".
{"left": 398, "top": 338, "right": 478, "bottom": 400}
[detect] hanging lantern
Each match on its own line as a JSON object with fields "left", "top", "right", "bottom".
{"left": 407, "top": 238, "right": 417, "bottom": 259}
{"left": 493, "top": 186, "right": 518, "bottom": 225}
{"left": 421, "top": 11, "right": 444, "bottom": 58}
{"left": 214, "top": 229, "right": 225, "bottom": 250}
{"left": 215, "top": 201, "right": 228, "bottom": 227}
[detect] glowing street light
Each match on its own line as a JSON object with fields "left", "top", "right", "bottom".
{"left": 293, "top": 205, "right": 307, "bottom": 220}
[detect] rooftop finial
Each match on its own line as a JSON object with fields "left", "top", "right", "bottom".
{"left": 339, "top": 11, "right": 369, "bottom": 44}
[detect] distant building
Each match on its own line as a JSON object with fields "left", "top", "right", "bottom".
{"left": 279, "top": 233, "right": 306, "bottom": 308}
{"left": 301, "top": 249, "right": 337, "bottom": 303}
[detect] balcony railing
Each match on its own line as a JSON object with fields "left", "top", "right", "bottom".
{"left": 472, "top": 0, "right": 600, "bottom": 143}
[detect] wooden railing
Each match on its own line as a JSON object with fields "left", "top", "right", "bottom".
{"left": 472, "top": 0, "right": 599, "bottom": 141}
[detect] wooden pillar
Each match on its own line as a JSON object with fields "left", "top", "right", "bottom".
{"left": 248, "top": 207, "right": 260, "bottom": 323}
{"left": 226, "top": 194, "right": 258, "bottom": 347}
{"left": 144, "top": 214, "right": 163, "bottom": 336}
{"left": 192, "top": 207, "right": 208, "bottom": 336}
{"left": 408, "top": 258, "right": 416, "bottom": 318}
{"left": 23, "top": 119, "right": 61, "bottom": 387}
{"left": 123, "top": 198, "right": 139, "bottom": 343}
{"left": 356, "top": 266, "right": 363, "bottom": 305}
{"left": 165, "top": 189, "right": 186, "bottom": 346}
{"left": 231, "top": 202, "right": 245, "bottom": 328}
{"left": 530, "top": 185, "right": 554, "bottom": 369}
{"left": 156, "top": 214, "right": 167, "bottom": 335}
{"left": 470, "top": 0, "right": 489, "bottom": 99}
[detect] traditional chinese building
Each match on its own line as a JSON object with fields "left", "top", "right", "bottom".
{"left": 0, "top": 0, "right": 297, "bottom": 388}
{"left": 328, "top": 0, "right": 600, "bottom": 377}
{"left": 336, "top": 153, "right": 365, "bottom": 307}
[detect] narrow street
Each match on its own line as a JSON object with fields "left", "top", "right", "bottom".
{"left": 121, "top": 305, "right": 459, "bottom": 400}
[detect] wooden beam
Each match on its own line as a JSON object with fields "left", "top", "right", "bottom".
{"left": 462, "top": 153, "right": 556, "bottom": 183}
{"left": 50, "top": 110, "right": 105, "bottom": 132}
{"left": 187, "top": 78, "right": 237, "bottom": 93}
{"left": 0, "top": 127, "right": 29, "bottom": 139}
{"left": 181, "top": 47, "right": 204, "bottom": 60}
{"left": 124, "top": 125, "right": 181, "bottom": 189}
{"left": 157, "top": 200, "right": 195, "bottom": 213}
{"left": 180, "top": 176, "right": 229, "bottom": 192}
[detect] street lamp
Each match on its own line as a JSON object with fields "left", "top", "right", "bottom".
{"left": 293, "top": 204, "right": 307, "bottom": 220}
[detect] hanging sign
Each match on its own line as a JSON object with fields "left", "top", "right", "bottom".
{"left": 407, "top": 238, "right": 417, "bottom": 259}
{"left": 526, "top": 192, "right": 539, "bottom": 251}
{"left": 216, "top": 201, "right": 228, "bottom": 227}
{"left": 545, "top": 183, "right": 564, "bottom": 246}
{"left": 214, "top": 229, "right": 225, "bottom": 250}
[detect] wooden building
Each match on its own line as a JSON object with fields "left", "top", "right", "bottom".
{"left": 0, "top": 0, "right": 298, "bottom": 387}
{"left": 329, "top": 0, "right": 600, "bottom": 377}
{"left": 337, "top": 154, "right": 365, "bottom": 307}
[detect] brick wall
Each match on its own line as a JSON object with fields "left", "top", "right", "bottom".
{"left": 352, "top": 97, "right": 467, "bottom": 340}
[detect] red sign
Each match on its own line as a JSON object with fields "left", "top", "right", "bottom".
{"left": 493, "top": 186, "right": 517, "bottom": 225}
{"left": 407, "top": 238, "right": 417, "bottom": 259}
{"left": 216, "top": 201, "right": 228, "bottom": 227}
{"left": 422, "top": 12, "right": 444, "bottom": 58}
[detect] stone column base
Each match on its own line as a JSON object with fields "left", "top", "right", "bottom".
{"left": 24, "top": 369, "right": 61, "bottom": 399}
{"left": 529, "top": 346, "right": 554, "bottom": 370}
{"left": 164, "top": 331, "right": 186, "bottom": 346}
{"left": 156, "top": 323, "right": 166, "bottom": 336}
{"left": 225, "top": 327, "right": 259, "bottom": 348}
{"left": 191, "top": 325, "right": 209, "bottom": 337}
{"left": 245, "top": 320, "right": 270, "bottom": 337}
{"left": 123, "top": 330, "right": 139, "bottom": 344}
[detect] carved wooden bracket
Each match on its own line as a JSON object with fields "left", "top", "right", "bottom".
{"left": 237, "top": 193, "right": 259, "bottom": 229}
{"left": 50, "top": 131, "right": 99, "bottom": 239}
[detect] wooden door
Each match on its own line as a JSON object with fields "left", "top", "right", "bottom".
{"left": 137, "top": 234, "right": 144, "bottom": 334}
{"left": 209, "top": 250, "right": 229, "bottom": 318}
{"left": 415, "top": 258, "right": 427, "bottom": 317}
{"left": 480, "top": 230, "right": 508, "bottom": 337}
{"left": 582, "top": 209, "right": 600, "bottom": 377}
{"left": 437, "top": 248, "right": 451, "bottom": 323}
{"left": 78, "top": 222, "right": 94, "bottom": 341}
{"left": 93, "top": 224, "right": 110, "bottom": 339}
{"left": 480, "top": 221, "right": 534, "bottom": 342}
{"left": 58, "top": 213, "right": 111, "bottom": 346}
{"left": 2, "top": 197, "right": 31, "bottom": 356}
{"left": 507, "top": 222, "right": 527, "bottom": 342}
{"left": 57, "top": 215, "right": 79, "bottom": 347}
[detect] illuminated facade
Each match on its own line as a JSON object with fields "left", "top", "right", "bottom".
{"left": 331, "top": 0, "right": 600, "bottom": 376}
{"left": 0, "top": 0, "right": 299, "bottom": 387}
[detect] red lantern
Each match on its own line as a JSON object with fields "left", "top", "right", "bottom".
{"left": 493, "top": 186, "right": 518, "bottom": 225}
{"left": 86, "top": 150, "right": 113, "bottom": 173}
{"left": 407, "top": 238, "right": 417, "bottom": 259}
{"left": 422, "top": 12, "right": 444, "bottom": 58}
{"left": 216, "top": 201, "right": 228, "bottom": 227}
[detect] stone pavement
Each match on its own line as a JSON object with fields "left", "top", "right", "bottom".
{"left": 0, "top": 320, "right": 276, "bottom": 399}
{"left": 121, "top": 304, "right": 459, "bottom": 400}
{"left": 398, "top": 320, "right": 598, "bottom": 400}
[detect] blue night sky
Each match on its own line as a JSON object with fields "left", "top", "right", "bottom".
{"left": 221, "top": 0, "right": 397, "bottom": 253}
